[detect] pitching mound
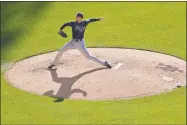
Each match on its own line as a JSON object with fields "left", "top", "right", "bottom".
{"left": 5, "top": 48, "right": 186, "bottom": 100}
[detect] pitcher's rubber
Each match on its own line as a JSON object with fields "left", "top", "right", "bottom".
{"left": 4, "top": 48, "right": 186, "bottom": 100}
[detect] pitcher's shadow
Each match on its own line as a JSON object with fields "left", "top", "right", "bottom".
{"left": 43, "top": 67, "right": 107, "bottom": 102}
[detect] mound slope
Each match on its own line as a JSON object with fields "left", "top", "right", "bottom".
{"left": 5, "top": 48, "right": 186, "bottom": 100}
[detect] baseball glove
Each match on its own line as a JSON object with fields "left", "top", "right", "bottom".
{"left": 58, "top": 30, "right": 67, "bottom": 38}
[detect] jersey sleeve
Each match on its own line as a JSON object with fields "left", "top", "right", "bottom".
{"left": 60, "top": 22, "right": 74, "bottom": 30}
{"left": 85, "top": 18, "right": 100, "bottom": 25}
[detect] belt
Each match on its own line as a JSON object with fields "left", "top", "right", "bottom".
{"left": 73, "top": 39, "right": 83, "bottom": 42}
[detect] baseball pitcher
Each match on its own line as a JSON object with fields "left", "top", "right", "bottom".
{"left": 48, "top": 12, "right": 112, "bottom": 69}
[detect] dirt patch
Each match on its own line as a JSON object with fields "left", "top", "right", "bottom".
{"left": 4, "top": 48, "right": 186, "bottom": 100}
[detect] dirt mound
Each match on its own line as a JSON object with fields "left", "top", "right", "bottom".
{"left": 5, "top": 48, "right": 186, "bottom": 100}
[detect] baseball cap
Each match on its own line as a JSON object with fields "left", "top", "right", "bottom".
{"left": 76, "top": 12, "right": 84, "bottom": 18}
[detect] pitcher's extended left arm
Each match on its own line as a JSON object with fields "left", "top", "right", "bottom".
{"left": 85, "top": 18, "right": 104, "bottom": 25}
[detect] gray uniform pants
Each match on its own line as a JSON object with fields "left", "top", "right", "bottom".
{"left": 52, "top": 39, "right": 105, "bottom": 66}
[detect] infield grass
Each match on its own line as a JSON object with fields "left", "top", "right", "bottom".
{"left": 1, "top": 2, "right": 186, "bottom": 124}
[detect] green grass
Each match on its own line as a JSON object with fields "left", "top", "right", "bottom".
{"left": 1, "top": 2, "right": 186, "bottom": 124}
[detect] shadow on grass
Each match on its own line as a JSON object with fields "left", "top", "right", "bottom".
{"left": 1, "top": 2, "right": 50, "bottom": 60}
{"left": 54, "top": 98, "right": 64, "bottom": 102}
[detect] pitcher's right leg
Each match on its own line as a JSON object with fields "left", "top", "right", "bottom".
{"left": 75, "top": 40, "right": 112, "bottom": 68}
{"left": 48, "top": 40, "right": 74, "bottom": 69}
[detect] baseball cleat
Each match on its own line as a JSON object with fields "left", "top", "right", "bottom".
{"left": 48, "top": 64, "right": 56, "bottom": 69}
{"left": 104, "top": 61, "right": 112, "bottom": 68}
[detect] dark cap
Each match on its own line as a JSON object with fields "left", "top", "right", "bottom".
{"left": 76, "top": 12, "right": 83, "bottom": 18}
